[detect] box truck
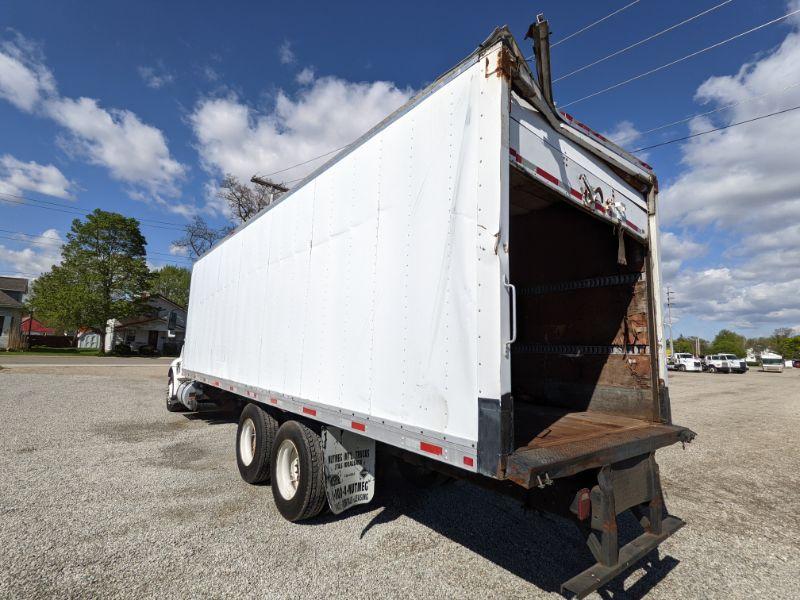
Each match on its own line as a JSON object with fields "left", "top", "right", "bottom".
{"left": 167, "top": 18, "right": 694, "bottom": 597}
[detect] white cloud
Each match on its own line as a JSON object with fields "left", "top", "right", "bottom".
{"left": 279, "top": 40, "right": 295, "bottom": 65}
{"left": 659, "top": 4, "right": 800, "bottom": 332}
{"left": 0, "top": 33, "right": 186, "bottom": 201}
{"left": 295, "top": 67, "right": 315, "bottom": 85}
{"left": 660, "top": 230, "right": 707, "bottom": 281}
{"left": 189, "top": 75, "right": 413, "bottom": 213}
{"left": 168, "top": 243, "right": 189, "bottom": 257}
{"left": 0, "top": 154, "right": 73, "bottom": 199}
{"left": 0, "top": 228, "right": 63, "bottom": 277}
{"left": 0, "top": 32, "right": 56, "bottom": 112}
{"left": 44, "top": 97, "right": 185, "bottom": 197}
{"left": 603, "top": 120, "right": 641, "bottom": 145}
{"left": 137, "top": 63, "right": 174, "bottom": 89}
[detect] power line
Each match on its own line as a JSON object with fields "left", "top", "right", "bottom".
{"left": 258, "top": 143, "right": 351, "bottom": 178}
{"left": 632, "top": 102, "right": 800, "bottom": 151}
{"left": 0, "top": 229, "right": 193, "bottom": 263}
{"left": 614, "top": 79, "right": 800, "bottom": 144}
{"left": 561, "top": 7, "right": 800, "bottom": 108}
{"left": 551, "top": 1, "right": 643, "bottom": 48}
{"left": 554, "top": 0, "right": 735, "bottom": 82}
{"left": 0, "top": 192, "right": 186, "bottom": 232}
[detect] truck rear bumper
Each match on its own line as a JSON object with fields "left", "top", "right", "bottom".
{"left": 562, "top": 515, "right": 685, "bottom": 598}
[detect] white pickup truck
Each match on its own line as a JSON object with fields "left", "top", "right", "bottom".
{"left": 668, "top": 352, "right": 702, "bottom": 372}
{"left": 703, "top": 354, "right": 748, "bottom": 374}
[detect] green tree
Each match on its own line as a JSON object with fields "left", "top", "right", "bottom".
{"left": 673, "top": 335, "right": 695, "bottom": 355}
{"left": 709, "top": 329, "right": 746, "bottom": 357}
{"left": 150, "top": 265, "right": 191, "bottom": 307}
{"left": 27, "top": 209, "right": 151, "bottom": 348}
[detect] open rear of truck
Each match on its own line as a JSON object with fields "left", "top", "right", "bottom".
{"left": 493, "top": 20, "right": 695, "bottom": 596}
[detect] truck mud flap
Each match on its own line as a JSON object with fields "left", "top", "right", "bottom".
{"left": 561, "top": 453, "right": 684, "bottom": 598}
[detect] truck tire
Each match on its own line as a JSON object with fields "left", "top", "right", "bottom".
{"left": 166, "top": 372, "right": 185, "bottom": 412}
{"left": 708, "top": 366, "right": 717, "bottom": 373}
{"left": 270, "top": 421, "right": 327, "bottom": 522}
{"left": 236, "top": 403, "right": 279, "bottom": 484}
{"left": 678, "top": 364, "right": 686, "bottom": 372}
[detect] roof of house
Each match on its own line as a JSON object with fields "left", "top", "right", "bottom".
{"left": 20, "top": 316, "right": 56, "bottom": 334}
{"left": 0, "top": 277, "right": 28, "bottom": 293}
{"left": 0, "top": 289, "right": 24, "bottom": 309}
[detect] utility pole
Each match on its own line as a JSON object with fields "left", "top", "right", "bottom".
{"left": 665, "top": 287, "right": 675, "bottom": 357}
{"left": 250, "top": 176, "right": 288, "bottom": 206}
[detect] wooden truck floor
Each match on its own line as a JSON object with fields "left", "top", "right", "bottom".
{"left": 505, "top": 405, "right": 689, "bottom": 488}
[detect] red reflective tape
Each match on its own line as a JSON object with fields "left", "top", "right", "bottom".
{"left": 509, "top": 147, "right": 518, "bottom": 157}
{"left": 213, "top": 381, "right": 219, "bottom": 386}
{"left": 535, "top": 167, "right": 559, "bottom": 186}
{"left": 595, "top": 202, "right": 606, "bottom": 214}
{"left": 302, "top": 407, "right": 317, "bottom": 417}
{"left": 626, "top": 219, "right": 638, "bottom": 231}
{"left": 420, "top": 441, "right": 443, "bottom": 456}
{"left": 570, "top": 188, "right": 583, "bottom": 200}
{"left": 463, "top": 456, "right": 474, "bottom": 467}
{"left": 351, "top": 421, "right": 366, "bottom": 432}
{"left": 270, "top": 397, "right": 278, "bottom": 405}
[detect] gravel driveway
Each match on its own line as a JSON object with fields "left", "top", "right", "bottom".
{"left": 1, "top": 365, "right": 798, "bottom": 599}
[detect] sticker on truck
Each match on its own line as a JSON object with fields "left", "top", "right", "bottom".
{"left": 322, "top": 427, "right": 376, "bottom": 515}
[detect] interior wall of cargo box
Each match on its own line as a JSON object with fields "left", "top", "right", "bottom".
{"left": 508, "top": 167, "right": 656, "bottom": 447}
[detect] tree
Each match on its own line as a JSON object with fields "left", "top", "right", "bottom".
{"left": 672, "top": 336, "right": 695, "bottom": 355}
{"left": 150, "top": 265, "right": 191, "bottom": 307}
{"left": 172, "top": 174, "right": 286, "bottom": 259}
{"left": 27, "top": 209, "right": 151, "bottom": 348}
{"left": 709, "top": 329, "right": 746, "bottom": 357}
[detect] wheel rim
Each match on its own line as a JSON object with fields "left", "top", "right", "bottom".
{"left": 239, "top": 418, "right": 257, "bottom": 466}
{"left": 275, "top": 439, "right": 300, "bottom": 500}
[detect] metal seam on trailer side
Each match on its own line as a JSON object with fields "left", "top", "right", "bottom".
{"left": 184, "top": 368, "right": 479, "bottom": 472}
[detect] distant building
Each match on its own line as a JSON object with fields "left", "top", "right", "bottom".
{"left": 20, "top": 316, "right": 57, "bottom": 336}
{"left": 0, "top": 277, "right": 28, "bottom": 350}
{"left": 104, "top": 293, "right": 186, "bottom": 354}
{"left": 76, "top": 328, "right": 102, "bottom": 349}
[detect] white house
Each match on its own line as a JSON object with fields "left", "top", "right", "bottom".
{"left": 0, "top": 277, "right": 27, "bottom": 350}
{"left": 104, "top": 293, "right": 186, "bottom": 354}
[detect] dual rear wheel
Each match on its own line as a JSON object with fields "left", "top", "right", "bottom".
{"left": 235, "top": 404, "right": 326, "bottom": 522}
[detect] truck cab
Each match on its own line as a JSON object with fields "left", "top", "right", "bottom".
{"left": 669, "top": 352, "right": 702, "bottom": 372}
{"left": 703, "top": 354, "right": 747, "bottom": 373}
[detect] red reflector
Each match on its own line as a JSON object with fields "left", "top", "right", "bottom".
{"left": 463, "top": 456, "right": 474, "bottom": 467}
{"left": 576, "top": 488, "right": 591, "bottom": 521}
{"left": 302, "top": 407, "right": 317, "bottom": 417}
{"left": 213, "top": 381, "right": 219, "bottom": 386}
{"left": 270, "top": 397, "right": 278, "bottom": 405}
{"left": 535, "top": 167, "right": 559, "bottom": 186}
{"left": 420, "top": 441, "right": 443, "bottom": 456}
{"left": 351, "top": 421, "right": 366, "bottom": 432}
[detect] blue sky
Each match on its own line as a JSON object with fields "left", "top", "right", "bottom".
{"left": 2, "top": 0, "right": 799, "bottom": 339}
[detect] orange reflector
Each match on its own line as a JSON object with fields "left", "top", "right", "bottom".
{"left": 576, "top": 488, "right": 591, "bottom": 521}
{"left": 420, "top": 441, "right": 442, "bottom": 455}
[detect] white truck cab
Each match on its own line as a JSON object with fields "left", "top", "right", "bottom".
{"left": 669, "top": 353, "right": 702, "bottom": 372}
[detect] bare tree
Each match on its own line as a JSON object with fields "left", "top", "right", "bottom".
{"left": 173, "top": 174, "right": 287, "bottom": 260}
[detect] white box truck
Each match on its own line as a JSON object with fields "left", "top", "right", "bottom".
{"left": 167, "top": 19, "right": 694, "bottom": 597}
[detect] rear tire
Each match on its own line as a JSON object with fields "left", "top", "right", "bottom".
{"left": 236, "top": 403, "right": 279, "bottom": 484}
{"left": 678, "top": 365, "right": 686, "bottom": 372}
{"left": 270, "top": 421, "right": 327, "bottom": 522}
{"left": 708, "top": 366, "right": 717, "bottom": 373}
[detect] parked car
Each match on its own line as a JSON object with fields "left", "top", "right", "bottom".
{"left": 668, "top": 352, "right": 702, "bottom": 372}
{"left": 703, "top": 354, "right": 748, "bottom": 373}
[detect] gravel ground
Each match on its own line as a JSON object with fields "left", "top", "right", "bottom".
{"left": 0, "top": 365, "right": 798, "bottom": 599}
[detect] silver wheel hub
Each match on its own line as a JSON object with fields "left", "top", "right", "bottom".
{"left": 275, "top": 439, "right": 300, "bottom": 500}
{"left": 239, "top": 418, "right": 257, "bottom": 466}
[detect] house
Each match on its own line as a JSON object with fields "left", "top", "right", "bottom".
{"left": 0, "top": 277, "right": 28, "bottom": 350}
{"left": 104, "top": 293, "right": 186, "bottom": 354}
{"left": 20, "top": 316, "right": 57, "bottom": 336}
